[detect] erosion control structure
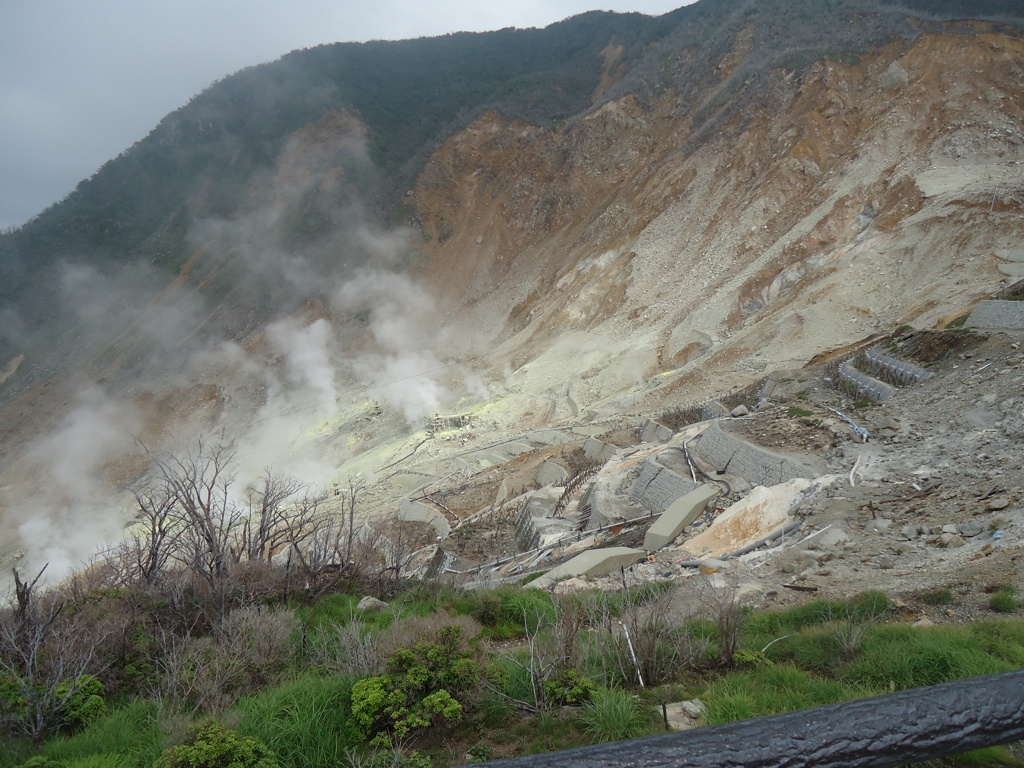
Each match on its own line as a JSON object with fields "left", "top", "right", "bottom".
{"left": 462, "top": 669, "right": 1024, "bottom": 768}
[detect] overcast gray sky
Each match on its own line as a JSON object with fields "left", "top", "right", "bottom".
{"left": 0, "top": 0, "right": 690, "bottom": 230}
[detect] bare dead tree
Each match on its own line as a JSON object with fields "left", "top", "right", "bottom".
{"left": 154, "top": 437, "right": 243, "bottom": 627}
{"left": 291, "top": 513, "right": 348, "bottom": 598}
{"left": 0, "top": 568, "right": 109, "bottom": 743}
{"left": 336, "top": 475, "right": 366, "bottom": 566}
{"left": 240, "top": 470, "right": 305, "bottom": 562}
{"left": 123, "top": 477, "right": 182, "bottom": 587}
{"left": 12, "top": 566, "right": 47, "bottom": 625}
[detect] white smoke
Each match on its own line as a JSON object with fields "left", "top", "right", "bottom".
{"left": 235, "top": 316, "right": 341, "bottom": 483}
{"left": 0, "top": 122, "right": 493, "bottom": 579}
{"left": 333, "top": 270, "right": 458, "bottom": 423}
{"left": 9, "top": 387, "right": 141, "bottom": 579}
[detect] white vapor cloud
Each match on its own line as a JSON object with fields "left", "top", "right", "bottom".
{"left": 11, "top": 387, "right": 142, "bottom": 579}
{"left": 333, "top": 271, "right": 456, "bottom": 423}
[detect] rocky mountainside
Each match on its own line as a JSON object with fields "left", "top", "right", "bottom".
{"left": 0, "top": 0, "right": 1022, "bottom": 593}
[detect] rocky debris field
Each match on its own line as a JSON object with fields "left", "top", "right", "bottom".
{"left": 409, "top": 328, "right": 1023, "bottom": 624}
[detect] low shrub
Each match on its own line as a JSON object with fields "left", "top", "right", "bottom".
{"left": 543, "top": 670, "right": 596, "bottom": 706}
{"left": 155, "top": 720, "right": 277, "bottom": 768}
{"left": 348, "top": 625, "right": 480, "bottom": 747}
{"left": 921, "top": 589, "right": 954, "bottom": 606}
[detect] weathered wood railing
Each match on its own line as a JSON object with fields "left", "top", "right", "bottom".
{"left": 462, "top": 670, "right": 1024, "bottom": 768}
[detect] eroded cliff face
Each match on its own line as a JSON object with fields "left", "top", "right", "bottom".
{"left": 414, "top": 30, "right": 1024, "bottom": 412}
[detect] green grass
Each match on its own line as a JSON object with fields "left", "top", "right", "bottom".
{"left": 762, "top": 626, "right": 845, "bottom": 673}
{"left": 576, "top": 688, "right": 659, "bottom": 742}
{"left": 989, "top": 585, "right": 1020, "bottom": 614}
{"left": 921, "top": 589, "right": 955, "bottom": 606}
{"left": 841, "top": 625, "right": 1014, "bottom": 690}
{"left": 952, "top": 746, "right": 1024, "bottom": 766}
{"left": 6, "top": 587, "right": 1024, "bottom": 768}
{"left": 744, "top": 591, "right": 890, "bottom": 641}
{"left": 235, "top": 674, "right": 359, "bottom": 768}
{"left": 703, "top": 665, "right": 875, "bottom": 725}
{"left": 970, "top": 620, "right": 1024, "bottom": 666}
{"left": 460, "top": 587, "right": 555, "bottom": 637}
{"left": 33, "top": 701, "right": 164, "bottom": 768}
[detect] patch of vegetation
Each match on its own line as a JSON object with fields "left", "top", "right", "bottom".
{"left": 31, "top": 702, "right": 162, "bottom": 768}
{"left": 703, "top": 664, "right": 874, "bottom": 724}
{"left": 989, "top": 585, "right": 1021, "bottom": 614}
{"left": 4, "top": 569, "right": 1023, "bottom": 768}
{"left": 236, "top": 675, "right": 359, "bottom": 768}
{"left": 787, "top": 407, "right": 814, "bottom": 418}
{"left": 921, "top": 589, "right": 955, "bottom": 606}
{"left": 155, "top": 720, "right": 278, "bottom": 768}
{"left": 348, "top": 625, "right": 480, "bottom": 747}
{"left": 577, "top": 688, "right": 659, "bottom": 743}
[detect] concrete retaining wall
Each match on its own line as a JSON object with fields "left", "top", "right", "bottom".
{"left": 515, "top": 488, "right": 573, "bottom": 551}
{"left": 967, "top": 300, "right": 1024, "bottom": 329}
{"left": 630, "top": 456, "right": 699, "bottom": 514}
{"left": 583, "top": 437, "right": 617, "bottom": 462}
{"left": 643, "top": 484, "right": 721, "bottom": 551}
{"left": 641, "top": 419, "right": 674, "bottom": 444}
{"left": 397, "top": 498, "right": 451, "bottom": 538}
{"left": 537, "top": 460, "right": 569, "bottom": 487}
{"left": 863, "top": 347, "right": 934, "bottom": 386}
{"left": 531, "top": 547, "right": 646, "bottom": 589}
{"left": 838, "top": 361, "right": 895, "bottom": 402}
{"left": 695, "top": 421, "right": 813, "bottom": 487}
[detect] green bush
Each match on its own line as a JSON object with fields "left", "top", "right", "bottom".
{"left": 155, "top": 720, "right": 277, "bottom": 768}
{"left": 989, "top": 586, "right": 1020, "bottom": 614}
{"left": 236, "top": 675, "right": 358, "bottom": 768}
{"left": 348, "top": 625, "right": 480, "bottom": 747}
{"left": 55, "top": 676, "right": 106, "bottom": 731}
{"left": 576, "top": 688, "right": 657, "bottom": 743}
{"left": 543, "top": 670, "right": 596, "bottom": 706}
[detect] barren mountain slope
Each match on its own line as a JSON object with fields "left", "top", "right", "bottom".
{"left": 416, "top": 30, "right": 1024, "bottom": 414}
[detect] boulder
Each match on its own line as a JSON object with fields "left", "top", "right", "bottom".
{"left": 938, "top": 533, "right": 966, "bottom": 549}
{"left": 958, "top": 521, "right": 984, "bottom": 538}
{"left": 357, "top": 596, "right": 389, "bottom": 612}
